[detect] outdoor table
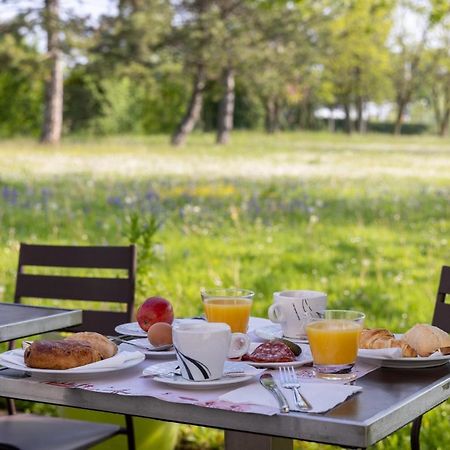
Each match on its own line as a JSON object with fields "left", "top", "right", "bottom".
{"left": 0, "top": 357, "right": 448, "bottom": 449}
{"left": 0, "top": 302, "right": 82, "bottom": 343}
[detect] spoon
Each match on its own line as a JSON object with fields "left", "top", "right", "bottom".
{"left": 107, "top": 336, "right": 173, "bottom": 352}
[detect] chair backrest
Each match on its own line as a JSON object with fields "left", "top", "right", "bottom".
{"left": 431, "top": 265, "right": 450, "bottom": 332}
{"left": 14, "top": 243, "right": 136, "bottom": 335}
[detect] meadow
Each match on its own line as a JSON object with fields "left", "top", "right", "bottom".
{"left": 0, "top": 131, "right": 449, "bottom": 449}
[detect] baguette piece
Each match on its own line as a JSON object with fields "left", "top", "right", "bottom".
{"left": 65, "top": 332, "right": 117, "bottom": 359}
{"left": 403, "top": 324, "right": 450, "bottom": 357}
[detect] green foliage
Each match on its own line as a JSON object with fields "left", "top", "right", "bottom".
{"left": 0, "top": 34, "right": 43, "bottom": 137}
{"left": 126, "top": 212, "right": 162, "bottom": 301}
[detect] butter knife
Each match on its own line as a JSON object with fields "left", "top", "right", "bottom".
{"left": 260, "top": 372, "right": 289, "bottom": 413}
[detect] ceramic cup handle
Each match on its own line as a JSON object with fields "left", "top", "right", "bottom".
{"left": 228, "top": 333, "right": 250, "bottom": 358}
{"left": 268, "top": 303, "right": 286, "bottom": 324}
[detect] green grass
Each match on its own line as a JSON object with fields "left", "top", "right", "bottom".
{"left": 0, "top": 131, "right": 449, "bottom": 450}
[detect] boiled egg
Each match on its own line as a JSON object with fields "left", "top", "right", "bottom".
{"left": 147, "top": 322, "right": 173, "bottom": 347}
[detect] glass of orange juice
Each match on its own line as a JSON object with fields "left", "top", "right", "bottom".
{"left": 306, "top": 310, "right": 365, "bottom": 381}
{"left": 201, "top": 288, "right": 254, "bottom": 333}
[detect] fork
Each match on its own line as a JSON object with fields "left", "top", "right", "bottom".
{"left": 278, "top": 366, "right": 312, "bottom": 411}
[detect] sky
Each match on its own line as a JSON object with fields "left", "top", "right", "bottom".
{"left": 0, "top": 0, "right": 116, "bottom": 21}
{"left": 0, "top": 0, "right": 425, "bottom": 44}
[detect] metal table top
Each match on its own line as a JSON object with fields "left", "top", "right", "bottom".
{"left": 0, "top": 302, "right": 82, "bottom": 342}
{"left": 0, "top": 361, "right": 448, "bottom": 448}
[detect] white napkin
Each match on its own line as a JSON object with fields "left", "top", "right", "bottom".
{"left": 358, "top": 348, "right": 402, "bottom": 358}
{"left": 70, "top": 350, "right": 143, "bottom": 371}
{"left": 0, "top": 349, "right": 143, "bottom": 372}
{"left": 219, "top": 379, "right": 362, "bottom": 414}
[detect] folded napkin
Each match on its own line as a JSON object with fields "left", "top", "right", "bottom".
{"left": 219, "top": 379, "right": 362, "bottom": 414}
{"left": 358, "top": 348, "right": 402, "bottom": 358}
{"left": 0, "top": 349, "right": 143, "bottom": 372}
{"left": 70, "top": 350, "right": 143, "bottom": 371}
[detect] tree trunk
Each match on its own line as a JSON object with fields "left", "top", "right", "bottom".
{"left": 438, "top": 81, "right": 450, "bottom": 137}
{"left": 356, "top": 97, "right": 366, "bottom": 133}
{"left": 171, "top": 65, "right": 206, "bottom": 146}
{"left": 328, "top": 113, "right": 335, "bottom": 133}
{"left": 40, "top": 0, "right": 63, "bottom": 145}
{"left": 394, "top": 98, "right": 407, "bottom": 135}
{"left": 216, "top": 66, "right": 235, "bottom": 145}
{"left": 343, "top": 102, "right": 353, "bottom": 134}
{"left": 439, "top": 108, "right": 450, "bottom": 137}
{"left": 265, "top": 97, "right": 279, "bottom": 133}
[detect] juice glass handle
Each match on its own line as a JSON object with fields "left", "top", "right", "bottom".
{"left": 268, "top": 303, "right": 286, "bottom": 324}
{"left": 228, "top": 333, "right": 250, "bottom": 358}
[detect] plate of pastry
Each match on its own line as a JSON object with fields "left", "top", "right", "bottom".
{"left": 0, "top": 332, "right": 145, "bottom": 379}
{"left": 357, "top": 324, "right": 450, "bottom": 369}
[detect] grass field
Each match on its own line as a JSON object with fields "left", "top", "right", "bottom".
{"left": 0, "top": 131, "right": 449, "bottom": 449}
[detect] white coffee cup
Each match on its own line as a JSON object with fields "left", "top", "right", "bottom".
{"left": 268, "top": 290, "right": 327, "bottom": 339}
{"left": 172, "top": 322, "right": 250, "bottom": 381}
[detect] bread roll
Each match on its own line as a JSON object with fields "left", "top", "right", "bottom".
{"left": 403, "top": 324, "right": 450, "bottom": 357}
{"left": 359, "top": 328, "right": 417, "bottom": 357}
{"left": 24, "top": 340, "right": 102, "bottom": 370}
{"left": 65, "top": 332, "right": 117, "bottom": 359}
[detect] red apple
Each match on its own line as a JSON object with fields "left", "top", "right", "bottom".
{"left": 136, "top": 297, "right": 174, "bottom": 331}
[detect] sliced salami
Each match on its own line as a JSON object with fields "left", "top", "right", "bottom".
{"left": 242, "top": 341, "right": 296, "bottom": 363}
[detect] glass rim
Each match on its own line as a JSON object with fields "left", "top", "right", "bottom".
{"left": 201, "top": 288, "right": 255, "bottom": 299}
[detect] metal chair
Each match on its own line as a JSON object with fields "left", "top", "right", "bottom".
{"left": 2, "top": 243, "right": 137, "bottom": 450}
{"left": 410, "top": 265, "right": 450, "bottom": 450}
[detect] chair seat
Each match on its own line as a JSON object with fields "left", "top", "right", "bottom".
{"left": 0, "top": 414, "right": 121, "bottom": 450}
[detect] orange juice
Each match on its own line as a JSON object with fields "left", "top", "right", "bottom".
{"left": 306, "top": 319, "right": 362, "bottom": 365}
{"left": 204, "top": 298, "right": 252, "bottom": 333}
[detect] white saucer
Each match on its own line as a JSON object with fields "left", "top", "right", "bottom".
{"left": 143, "top": 360, "right": 260, "bottom": 389}
{"left": 151, "top": 373, "right": 254, "bottom": 389}
{"left": 118, "top": 339, "right": 176, "bottom": 359}
{"left": 253, "top": 325, "right": 308, "bottom": 343}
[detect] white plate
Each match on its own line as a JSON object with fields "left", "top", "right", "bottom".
{"left": 115, "top": 322, "right": 147, "bottom": 337}
{"left": 118, "top": 339, "right": 176, "bottom": 359}
{"left": 240, "top": 343, "right": 313, "bottom": 368}
{"left": 115, "top": 319, "right": 195, "bottom": 338}
{"left": 253, "top": 325, "right": 308, "bottom": 343}
{"left": 0, "top": 349, "right": 145, "bottom": 379}
{"left": 357, "top": 352, "right": 450, "bottom": 369}
{"left": 144, "top": 361, "right": 258, "bottom": 389}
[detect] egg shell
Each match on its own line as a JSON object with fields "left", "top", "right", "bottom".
{"left": 147, "top": 322, "right": 173, "bottom": 347}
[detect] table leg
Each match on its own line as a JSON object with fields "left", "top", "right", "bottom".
{"left": 225, "top": 430, "right": 293, "bottom": 450}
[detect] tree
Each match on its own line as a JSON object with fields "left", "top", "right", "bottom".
{"left": 421, "top": 14, "right": 450, "bottom": 136}
{"left": 323, "top": 0, "right": 394, "bottom": 134}
{"left": 388, "top": 0, "right": 449, "bottom": 135}
{"left": 40, "top": 0, "right": 63, "bottom": 144}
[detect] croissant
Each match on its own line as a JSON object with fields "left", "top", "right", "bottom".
{"left": 359, "top": 328, "right": 417, "bottom": 357}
